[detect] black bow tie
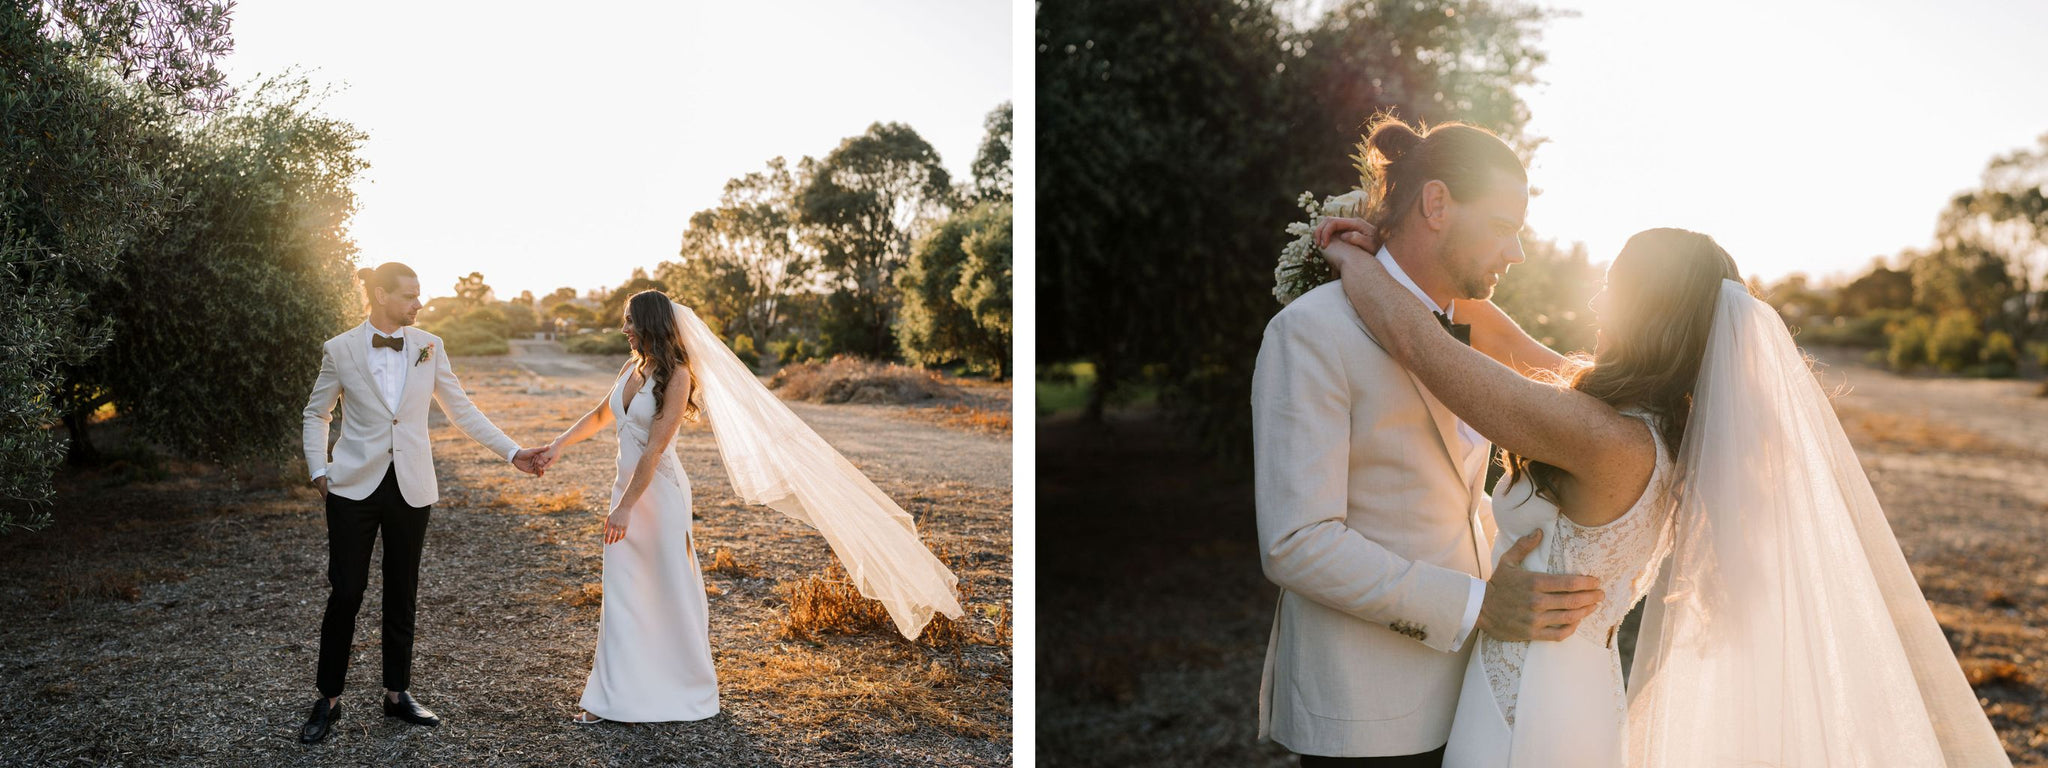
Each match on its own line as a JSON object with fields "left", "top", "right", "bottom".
{"left": 372, "top": 334, "right": 405, "bottom": 352}
{"left": 1435, "top": 312, "right": 1472, "bottom": 346}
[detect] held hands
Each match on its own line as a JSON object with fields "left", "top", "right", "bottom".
{"left": 1313, "top": 217, "right": 1383, "bottom": 274}
{"left": 512, "top": 443, "right": 560, "bottom": 476}
{"left": 1477, "top": 529, "right": 1605, "bottom": 643}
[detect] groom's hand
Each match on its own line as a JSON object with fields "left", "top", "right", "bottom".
{"left": 312, "top": 476, "right": 328, "bottom": 496}
{"left": 513, "top": 447, "right": 546, "bottom": 477}
{"left": 1478, "top": 529, "right": 1604, "bottom": 642}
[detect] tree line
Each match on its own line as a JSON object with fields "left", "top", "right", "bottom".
{"left": 423, "top": 104, "right": 1015, "bottom": 377}
{"left": 1762, "top": 134, "right": 2048, "bottom": 379}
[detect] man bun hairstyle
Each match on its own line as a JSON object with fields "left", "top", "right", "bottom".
{"left": 1354, "top": 113, "right": 1527, "bottom": 239}
{"left": 357, "top": 262, "right": 417, "bottom": 303}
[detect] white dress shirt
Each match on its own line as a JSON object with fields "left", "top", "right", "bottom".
{"left": 1376, "top": 247, "right": 1489, "bottom": 652}
{"left": 366, "top": 322, "right": 408, "bottom": 413}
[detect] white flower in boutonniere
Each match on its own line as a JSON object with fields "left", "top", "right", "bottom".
{"left": 415, "top": 343, "right": 436, "bottom": 367}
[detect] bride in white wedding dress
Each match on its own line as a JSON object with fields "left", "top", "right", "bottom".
{"left": 1315, "top": 221, "right": 2009, "bottom": 767}
{"left": 537, "top": 290, "right": 964, "bottom": 724}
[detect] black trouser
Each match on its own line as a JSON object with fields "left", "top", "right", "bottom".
{"left": 317, "top": 467, "right": 431, "bottom": 698}
{"left": 1300, "top": 746, "right": 1447, "bottom": 768}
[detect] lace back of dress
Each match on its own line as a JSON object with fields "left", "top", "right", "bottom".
{"left": 1483, "top": 409, "right": 1678, "bottom": 729}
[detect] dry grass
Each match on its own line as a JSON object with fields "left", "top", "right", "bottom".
{"left": 778, "top": 543, "right": 1010, "bottom": 654}
{"left": 1836, "top": 406, "right": 2018, "bottom": 456}
{"left": 779, "top": 564, "right": 900, "bottom": 640}
{"left": 1966, "top": 659, "right": 2034, "bottom": 689}
{"left": 487, "top": 488, "right": 588, "bottom": 515}
{"left": 558, "top": 581, "right": 605, "bottom": 608}
{"left": 920, "top": 402, "right": 1013, "bottom": 436}
{"left": 771, "top": 356, "right": 963, "bottom": 405}
{"left": 721, "top": 644, "right": 1006, "bottom": 740}
{"left": 708, "top": 547, "right": 763, "bottom": 578}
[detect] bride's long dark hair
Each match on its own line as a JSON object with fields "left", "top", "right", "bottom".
{"left": 626, "top": 290, "right": 703, "bottom": 422}
{"left": 1506, "top": 228, "right": 1745, "bottom": 504}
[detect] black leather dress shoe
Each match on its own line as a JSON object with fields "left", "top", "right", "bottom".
{"left": 382, "top": 691, "right": 441, "bottom": 726}
{"left": 299, "top": 699, "right": 340, "bottom": 744}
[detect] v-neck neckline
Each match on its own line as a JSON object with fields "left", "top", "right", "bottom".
{"left": 620, "top": 367, "right": 648, "bottom": 415}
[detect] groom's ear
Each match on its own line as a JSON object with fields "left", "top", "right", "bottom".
{"left": 1419, "top": 179, "right": 1452, "bottom": 232}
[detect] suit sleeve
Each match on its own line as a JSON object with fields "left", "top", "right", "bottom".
{"left": 1253, "top": 307, "right": 1478, "bottom": 654}
{"left": 430, "top": 343, "right": 522, "bottom": 461}
{"left": 302, "top": 345, "right": 342, "bottom": 481}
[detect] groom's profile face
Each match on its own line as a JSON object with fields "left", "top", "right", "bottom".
{"left": 1439, "top": 168, "right": 1529, "bottom": 301}
{"left": 373, "top": 277, "right": 424, "bottom": 327}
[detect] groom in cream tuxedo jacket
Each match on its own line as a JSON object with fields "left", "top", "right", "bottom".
{"left": 1254, "top": 119, "right": 1599, "bottom": 767}
{"left": 296, "top": 262, "right": 544, "bottom": 744}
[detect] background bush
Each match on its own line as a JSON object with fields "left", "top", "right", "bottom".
{"left": 1927, "top": 311, "right": 1985, "bottom": 374}
{"left": 563, "top": 330, "right": 631, "bottom": 355}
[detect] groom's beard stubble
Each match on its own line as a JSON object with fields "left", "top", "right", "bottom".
{"left": 1435, "top": 235, "right": 1495, "bottom": 302}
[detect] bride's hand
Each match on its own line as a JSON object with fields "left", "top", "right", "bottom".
{"left": 603, "top": 503, "right": 630, "bottom": 545}
{"left": 1313, "top": 217, "right": 1382, "bottom": 273}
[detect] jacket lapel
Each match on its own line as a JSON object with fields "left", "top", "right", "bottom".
{"left": 397, "top": 328, "right": 433, "bottom": 412}
{"left": 1343, "top": 299, "right": 1495, "bottom": 577}
{"left": 1343, "top": 306, "right": 1467, "bottom": 484}
{"left": 340, "top": 325, "right": 394, "bottom": 418}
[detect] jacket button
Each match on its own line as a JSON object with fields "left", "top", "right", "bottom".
{"left": 388, "top": 448, "right": 393, "bottom": 454}
{"left": 392, "top": 419, "right": 399, "bottom": 425}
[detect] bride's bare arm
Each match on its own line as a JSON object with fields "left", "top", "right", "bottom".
{"left": 1319, "top": 238, "right": 1653, "bottom": 494}
{"left": 546, "top": 362, "right": 628, "bottom": 455}
{"left": 1452, "top": 299, "right": 1574, "bottom": 378}
{"left": 1316, "top": 218, "right": 1570, "bottom": 379}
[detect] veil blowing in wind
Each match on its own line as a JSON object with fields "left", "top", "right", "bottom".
{"left": 669, "top": 302, "right": 964, "bottom": 638}
{"left": 1627, "top": 280, "right": 2008, "bottom": 767}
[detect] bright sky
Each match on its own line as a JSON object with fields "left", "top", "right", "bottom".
{"left": 1523, "top": 0, "right": 2048, "bottom": 283}
{"left": 217, "top": 0, "right": 1012, "bottom": 302}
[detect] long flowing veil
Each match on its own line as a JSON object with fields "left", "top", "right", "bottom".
{"left": 1625, "top": 280, "right": 2008, "bottom": 766}
{"left": 669, "top": 302, "right": 964, "bottom": 639}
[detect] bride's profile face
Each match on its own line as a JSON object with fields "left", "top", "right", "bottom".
{"left": 623, "top": 315, "right": 640, "bottom": 354}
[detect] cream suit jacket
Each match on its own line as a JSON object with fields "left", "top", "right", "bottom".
{"left": 302, "top": 324, "right": 520, "bottom": 508}
{"left": 1253, "top": 282, "right": 1498, "bottom": 758}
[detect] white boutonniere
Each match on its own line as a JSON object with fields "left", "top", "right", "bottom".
{"left": 415, "top": 343, "right": 435, "bottom": 367}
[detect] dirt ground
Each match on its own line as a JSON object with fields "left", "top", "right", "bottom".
{"left": 0, "top": 340, "right": 1013, "bottom": 767}
{"left": 1037, "top": 350, "right": 2048, "bottom": 767}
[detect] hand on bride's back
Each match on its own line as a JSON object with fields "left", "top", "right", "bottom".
{"left": 1477, "top": 529, "right": 1604, "bottom": 643}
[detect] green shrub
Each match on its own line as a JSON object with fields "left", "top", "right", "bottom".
{"left": 1799, "top": 309, "right": 1914, "bottom": 349}
{"left": 2027, "top": 341, "right": 2048, "bottom": 368}
{"left": 563, "top": 330, "right": 630, "bottom": 355}
{"left": 731, "top": 334, "right": 760, "bottom": 370}
{"left": 770, "top": 337, "right": 822, "bottom": 366}
{"left": 1926, "top": 312, "right": 1983, "bottom": 373}
{"left": 438, "top": 324, "right": 509, "bottom": 356}
{"left": 1980, "top": 331, "right": 2018, "bottom": 378}
{"left": 461, "top": 305, "right": 509, "bottom": 338}
{"left": 1886, "top": 315, "right": 1933, "bottom": 372}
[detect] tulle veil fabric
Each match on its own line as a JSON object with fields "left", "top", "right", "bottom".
{"left": 670, "top": 302, "right": 964, "bottom": 638}
{"left": 1625, "top": 280, "right": 2008, "bottom": 766}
